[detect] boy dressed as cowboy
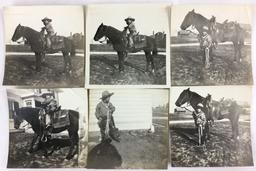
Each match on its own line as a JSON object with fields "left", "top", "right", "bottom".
{"left": 41, "top": 97, "right": 59, "bottom": 136}
{"left": 124, "top": 16, "right": 138, "bottom": 48}
{"left": 95, "top": 91, "right": 116, "bottom": 142}
{"left": 41, "top": 17, "right": 55, "bottom": 49}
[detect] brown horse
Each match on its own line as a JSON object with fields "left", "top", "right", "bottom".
{"left": 11, "top": 24, "right": 76, "bottom": 76}
{"left": 94, "top": 23, "right": 158, "bottom": 73}
{"left": 210, "top": 98, "right": 241, "bottom": 140}
{"left": 180, "top": 9, "right": 246, "bottom": 62}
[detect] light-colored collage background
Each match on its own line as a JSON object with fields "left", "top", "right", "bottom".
{"left": 0, "top": 0, "right": 256, "bottom": 170}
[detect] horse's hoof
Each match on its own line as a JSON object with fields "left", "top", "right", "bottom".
{"left": 65, "top": 156, "right": 72, "bottom": 160}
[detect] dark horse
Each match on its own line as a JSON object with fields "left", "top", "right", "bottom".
{"left": 175, "top": 88, "right": 213, "bottom": 143}
{"left": 210, "top": 98, "right": 240, "bottom": 140}
{"left": 94, "top": 23, "right": 158, "bottom": 72}
{"left": 13, "top": 107, "right": 79, "bottom": 160}
{"left": 180, "top": 9, "right": 245, "bottom": 62}
{"left": 11, "top": 24, "right": 76, "bottom": 76}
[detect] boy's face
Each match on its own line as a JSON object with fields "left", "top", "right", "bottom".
{"left": 126, "top": 20, "right": 131, "bottom": 25}
{"left": 43, "top": 20, "right": 49, "bottom": 26}
{"left": 103, "top": 97, "right": 110, "bottom": 103}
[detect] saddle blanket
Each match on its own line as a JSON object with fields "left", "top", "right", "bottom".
{"left": 52, "top": 110, "right": 70, "bottom": 129}
{"left": 133, "top": 35, "right": 147, "bottom": 49}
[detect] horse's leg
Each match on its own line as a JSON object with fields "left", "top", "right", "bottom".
{"left": 209, "top": 46, "right": 213, "bottom": 62}
{"left": 117, "top": 51, "right": 125, "bottom": 72}
{"left": 238, "top": 43, "right": 242, "bottom": 62}
{"left": 144, "top": 50, "right": 150, "bottom": 72}
{"left": 150, "top": 51, "right": 155, "bottom": 73}
{"left": 28, "top": 134, "right": 39, "bottom": 153}
{"left": 62, "top": 51, "right": 72, "bottom": 77}
{"left": 66, "top": 131, "right": 75, "bottom": 160}
{"left": 233, "top": 42, "right": 238, "bottom": 62}
{"left": 35, "top": 52, "right": 42, "bottom": 72}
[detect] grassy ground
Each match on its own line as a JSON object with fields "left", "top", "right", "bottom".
{"left": 90, "top": 54, "right": 166, "bottom": 85}
{"left": 7, "top": 132, "right": 84, "bottom": 168}
{"left": 3, "top": 55, "right": 84, "bottom": 87}
{"left": 169, "top": 121, "right": 253, "bottom": 167}
{"left": 87, "top": 115, "right": 168, "bottom": 169}
{"left": 171, "top": 44, "right": 253, "bottom": 85}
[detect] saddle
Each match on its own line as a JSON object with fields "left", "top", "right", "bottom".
{"left": 132, "top": 34, "right": 147, "bottom": 49}
{"left": 52, "top": 109, "right": 70, "bottom": 129}
{"left": 42, "top": 34, "right": 65, "bottom": 50}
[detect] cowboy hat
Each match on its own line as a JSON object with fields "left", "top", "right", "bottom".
{"left": 100, "top": 91, "right": 114, "bottom": 100}
{"left": 41, "top": 17, "right": 52, "bottom": 22}
{"left": 125, "top": 16, "right": 135, "bottom": 22}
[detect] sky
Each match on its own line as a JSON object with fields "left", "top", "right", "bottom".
{"left": 169, "top": 86, "right": 252, "bottom": 112}
{"left": 4, "top": 6, "right": 84, "bottom": 44}
{"left": 171, "top": 4, "right": 252, "bottom": 36}
{"left": 87, "top": 4, "right": 170, "bottom": 44}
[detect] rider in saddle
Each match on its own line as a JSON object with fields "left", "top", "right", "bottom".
{"left": 95, "top": 91, "right": 116, "bottom": 142}
{"left": 123, "top": 16, "right": 138, "bottom": 48}
{"left": 209, "top": 16, "right": 218, "bottom": 48}
{"left": 42, "top": 97, "right": 60, "bottom": 136}
{"left": 41, "top": 17, "right": 55, "bottom": 50}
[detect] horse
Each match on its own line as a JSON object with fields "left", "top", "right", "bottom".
{"left": 93, "top": 23, "right": 158, "bottom": 73}
{"left": 180, "top": 9, "right": 245, "bottom": 63}
{"left": 210, "top": 98, "right": 240, "bottom": 140}
{"left": 11, "top": 24, "right": 76, "bottom": 76}
{"left": 175, "top": 88, "right": 213, "bottom": 141}
{"left": 13, "top": 107, "right": 79, "bottom": 160}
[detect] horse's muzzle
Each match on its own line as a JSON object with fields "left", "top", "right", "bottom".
{"left": 175, "top": 102, "right": 181, "bottom": 107}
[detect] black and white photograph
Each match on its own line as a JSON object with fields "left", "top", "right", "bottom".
{"left": 86, "top": 4, "right": 169, "bottom": 85}
{"left": 87, "top": 89, "right": 169, "bottom": 169}
{"left": 170, "top": 5, "right": 253, "bottom": 86}
{"left": 3, "top": 6, "right": 85, "bottom": 87}
{"left": 7, "top": 88, "right": 87, "bottom": 168}
{"left": 169, "top": 86, "right": 254, "bottom": 167}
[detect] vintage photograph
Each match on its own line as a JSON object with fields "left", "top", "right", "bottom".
{"left": 170, "top": 5, "right": 253, "bottom": 86}
{"left": 87, "top": 89, "right": 169, "bottom": 169}
{"left": 3, "top": 6, "right": 85, "bottom": 87}
{"left": 169, "top": 86, "right": 253, "bottom": 167}
{"left": 86, "top": 4, "right": 169, "bottom": 85}
{"left": 7, "top": 88, "right": 88, "bottom": 168}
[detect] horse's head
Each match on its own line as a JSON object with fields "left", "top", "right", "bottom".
{"left": 13, "top": 110, "right": 23, "bottom": 129}
{"left": 94, "top": 23, "right": 107, "bottom": 41}
{"left": 175, "top": 88, "right": 191, "bottom": 107}
{"left": 12, "top": 24, "right": 24, "bottom": 42}
{"left": 180, "top": 9, "right": 196, "bottom": 30}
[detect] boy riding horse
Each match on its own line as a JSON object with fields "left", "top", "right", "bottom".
{"left": 41, "top": 17, "right": 55, "bottom": 50}
{"left": 123, "top": 16, "right": 138, "bottom": 48}
{"left": 41, "top": 97, "right": 61, "bottom": 138}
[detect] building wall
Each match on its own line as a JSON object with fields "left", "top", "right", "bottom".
{"left": 89, "top": 89, "right": 153, "bottom": 132}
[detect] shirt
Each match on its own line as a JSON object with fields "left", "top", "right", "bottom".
{"left": 95, "top": 101, "right": 115, "bottom": 120}
{"left": 42, "top": 23, "right": 55, "bottom": 36}
{"left": 125, "top": 23, "right": 137, "bottom": 35}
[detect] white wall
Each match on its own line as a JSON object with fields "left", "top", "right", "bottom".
{"left": 89, "top": 89, "right": 153, "bottom": 132}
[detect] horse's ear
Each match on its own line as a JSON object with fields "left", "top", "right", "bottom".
{"left": 191, "top": 9, "right": 195, "bottom": 13}
{"left": 101, "top": 23, "right": 103, "bottom": 26}
{"left": 187, "top": 88, "right": 190, "bottom": 91}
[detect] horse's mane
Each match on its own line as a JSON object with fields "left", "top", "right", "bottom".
{"left": 189, "top": 90, "right": 204, "bottom": 99}
{"left": 193, "top": 12, "right": 209, "bottom": 23}
{"left": 107, "top": 25, "right": 122, "bottom": 33}
{"left": 22, "top": 25, "right": 40, "bottom": 34}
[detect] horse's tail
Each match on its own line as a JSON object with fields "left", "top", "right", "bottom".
{"left": 70, "top": 40, "right": 76, "bottom": 57}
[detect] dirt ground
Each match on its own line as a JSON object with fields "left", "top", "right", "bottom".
{"left": 87, "top": 116, "right": 168, "bottom": 169}
{"left": 90, "top": 54, "right": 166, "bottom": 85}
{"left": 3, "top": 54, "right": 84, "bottom": 87}
{"left": 171, "top": 44, "right": 253, "bottom": 85}
{"left": 169, "top": 121, "right": 253, "bottom": 167}
{"left": 8, "top": 132, "right": 87, "bottom": 168}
